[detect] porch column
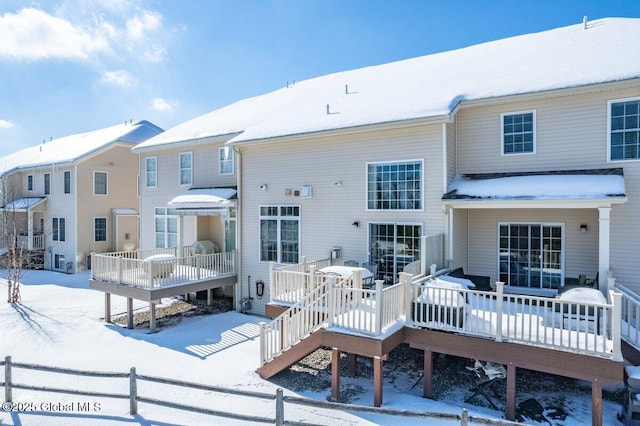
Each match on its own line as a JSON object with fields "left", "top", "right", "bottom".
{"left": 597, "top": 207, "right": 611, "bottom": 293}
{"left": 27, "top": 210, "right": 34, "bottom": 250}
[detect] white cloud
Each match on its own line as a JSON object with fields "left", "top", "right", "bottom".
{"left": 151, "top": 97, "right": 178, "bottom": 112}
{"left": 101, "top": 69, "right": 134, "bottom": 86}
{"left": 0, "top": 8, "right": 108, "bottom": 60}
{"left": 126, "top": 10, "right": 162, "bottom": 41}
{"left": 0, "top": 119, "right": 14, "bottom": 129}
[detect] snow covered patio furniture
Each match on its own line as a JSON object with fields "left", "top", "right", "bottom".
{"left": 144, "top": 254, "right": 176, "bottom": 279}
{"left": 412, "top": 278, "right": 467, "bottom": 328}
{"left": 558, "top": 287, "right": 607, "bottom": 332}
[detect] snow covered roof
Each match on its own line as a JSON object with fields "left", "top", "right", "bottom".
{"left": 443, "top": 168, "right": 626, "bottom": 202}
{"left": 0, "top": 197, "right": 46, "bottom": 211}
{"left": 133, "top": 17, "right": 640, "bottom": 151}
{"left": 111, "top": 208, "right": 138, "bottom": 216}
{"left": 0, "top": 120, "right": 163, "bottom": 176}
{"left": 167, "top": 187, "right": 237, "bottom": 211}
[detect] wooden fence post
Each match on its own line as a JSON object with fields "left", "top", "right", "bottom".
{"left": 129, "top": 367, "right": 137, "bottom": 415}
{"left": 275, "top": 388, "right": 284, "bottom": 426}
{"left": 4, "top": 356, "right": 11, "bottom": 403}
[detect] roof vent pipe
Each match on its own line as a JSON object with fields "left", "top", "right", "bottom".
{"left": 583, "top": 16, "right": 588, "bottom": 29}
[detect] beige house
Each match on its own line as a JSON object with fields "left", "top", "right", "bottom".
{"left": 131, "top": 17, "right": 640, "bottom": 313}
{"left": 94, "top": 18, "right": 640, "bottom": 421}
{"left": 0, "top": 120, "right": 163, "bottom": 273}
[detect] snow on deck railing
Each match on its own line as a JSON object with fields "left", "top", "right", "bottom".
{"left": 269, "top": 259, "right": 332, "bottom": 304}
{"left": 260, "top": 275, "right": 330, "bottom": 365}
{"left": 91, "top": 250, "right": 236, "bottom": 289}
{"left": 408, "top": 277, "right": 622, "bottom": 360}
{"left": 616, "top": 283, "right": 640, "bottom": 351}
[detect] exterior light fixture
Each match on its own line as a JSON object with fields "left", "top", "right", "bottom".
{"left": 580, "top": 224, "right": 588, "bottom": 233}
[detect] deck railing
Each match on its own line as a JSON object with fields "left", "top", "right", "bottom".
{"left": 91, "top": 249, "right": 236, "bottom": 289}
{"left": 616, "top": 283, "right": 640, "bottom": 351}
{"left": 266, "top": 260, "right": 624, "bottom": 362}
{"left": 269, "top": 259, "right": 332, "bottom": 305}
{"left": 408, "top": 278, "right": 622, "bottom": 360}
{"left": 260, "top": 276, "right": 330, "bottom": 365}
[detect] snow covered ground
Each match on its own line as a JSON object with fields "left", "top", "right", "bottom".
{"left": 0, "top": 270, "right": 625, "bottom": 425}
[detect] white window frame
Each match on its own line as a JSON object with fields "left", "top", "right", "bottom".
{"left": 219, "top": 147, "right": 234, "bottom": 175}
{"left": 366, "top": 159, "right": 423, "bottom": 211}
{"left": 146, "top": 156, "right": 158, "bottom": 188}
{"left": 608, "top": 96, "right": 640, "bottom": 162}
{"left": 44, "top": 173, "right": 50, "bottom": 195}
{"left": 154, "top": 207, "right": 178, "bottom": 248}
{"left": 93, "top": 171, "right": 108, "bottom": 195}
{"left": 259, "top": 205, "right": 300, "bottom": 264}
{"left": 93, "top": 217, "right": 107, "bottom": 242}
{"left": 179, "top": 152, "right": 193, "bottom": 186}
{"left": 52, "top": 217, "right": 66, "bottom": 242}
{"left": 63, "top": 170, "right": 71, "bottom": 194}
{"left": 501, "top": 110, "right": 536, "bottom": 155}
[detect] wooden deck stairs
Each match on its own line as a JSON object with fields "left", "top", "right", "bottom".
{"left": 256, "top": 329, "right": 324, "bottom": 379}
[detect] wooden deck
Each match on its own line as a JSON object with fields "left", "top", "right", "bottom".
{"left": 89, "top": 249, "right": 237, "bottom": 332}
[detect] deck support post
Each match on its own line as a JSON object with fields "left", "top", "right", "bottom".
{"left": 331, "top": 348, "right": 340, "bottom": 402}
{"left": 423, "top": 349, "right": 433, "bottom": 398}
{"left": 373, "top": 356, "right": 383, "bottom": 407}
{"left": 506, "top": 363, "right": 516, "bottom": 421}
{"left": 207, "top": 289, "right": 213, "bottom": 305}
{"left": 126, "top": 297, "right": 133, "bottom": 329}
{"left": 348, "top": 353, "right": 357, "bottom": 376}
{"left": 592, "top": 380, "right": 602, "bottom": 426}
{"left": 149, "top": 302, "right": 156, "bottom": 333}
{"left": 104, "top": 293, "right": 111, "bottom": 323}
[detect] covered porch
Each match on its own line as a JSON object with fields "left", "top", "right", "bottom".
{"left": 442, "top": 168, "right": 627, "bottom": 296}
{"left": 0, "top": 197, "right": 46, "bottom": 251}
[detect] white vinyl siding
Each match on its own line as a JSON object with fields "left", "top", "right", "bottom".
{"left": 146, "top": 156, "right": 157, "bottom": 187}
{"left": 179, "top": 152, "right": 192, "bottom": 185}
{"left": 501, "top": 110, "right": 535, "bottom": 155}
{"left": 94, "top": 171, "right": 108, "bottom": 195}
{"left": 609, "top": 96, "right": 640, "bottom": 161}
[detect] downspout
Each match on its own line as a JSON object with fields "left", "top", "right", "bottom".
{"left": 234, "top": 145, "right": 242, "bottom": 311}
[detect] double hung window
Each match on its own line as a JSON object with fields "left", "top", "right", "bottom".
{"left": 219, "top": 147, "right": 234, "bottom": 175}
{"left": 52, "top": 217, "right": 66, "bottom": 242}
{"left": 64, "top": 170, "right": 71, "bottom": 194}
{"left": 44, "top": 173, "right": 50, "bottom": 195}
{"left": 94, "top": 171, "right": 107, "bottom": 195}
{"left": 179, "top": 152, "right": 192, "bottom": 185}
{"left": 610, "top": 98, "right": 640, "bottom": 160}
{"left": 155, "top": 207, "right": 177, "bottom": 248}
{"left": 94, "top": 217, "right": 107, "bottom": 242}
{"left": 501, "top": 111, "right": 535, "bottom": 154}
{"left": 146, "top": 157, "right": 157, "bottom": 187}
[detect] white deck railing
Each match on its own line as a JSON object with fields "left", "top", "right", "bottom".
{"left": 269, "top": 258, "right": 333, "bottom": 305}
{"left": 91, "top": 249, "right": 236, "bottom": 289}
{"left": 260, "top": 275, "right": 330, "bottom": 365}
{"left": 616, "top": 283, "right": 640, "bottom": 351}
{"left": 265, "top": 261, "right": 625, "bottom": 363}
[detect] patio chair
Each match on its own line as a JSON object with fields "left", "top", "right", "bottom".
{"left": 361, "top": 262, "right": 378, "bottom": 287}
{"left": 343, "top": 260, "right": 359, "bottom": 267}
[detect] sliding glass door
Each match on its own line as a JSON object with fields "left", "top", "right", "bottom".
{"left": 369, "top": 223, "right": 422, "bottom": 284}
{"left": 499, "top": 223, "right": 563, "bottom": 289}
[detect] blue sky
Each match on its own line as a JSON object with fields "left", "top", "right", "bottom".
{"left": 0, "top": 0, "right": 639, "bottom": 157}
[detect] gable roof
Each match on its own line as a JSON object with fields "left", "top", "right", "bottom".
{"left": 133, "top": 17, "right": 640, "bottom": 152}
{"left": 0, "top": 120, "right": 163, "bottom": 176}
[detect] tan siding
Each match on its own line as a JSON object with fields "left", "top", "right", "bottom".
{"left": 239, "top": 124, "right": 445, "bottom": 314}
{"left": 77, "top": 145, "right": 139, "bottom": 270}
{"left": 456, "top": 87, "right": 640, "bottom": 173}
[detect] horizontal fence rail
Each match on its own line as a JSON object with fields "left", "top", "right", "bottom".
{"left": 91, "top": 250, "right": 236, "bottom": 289}
{"left": 1, "top": 356, "right": 518, "bottom": 426}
